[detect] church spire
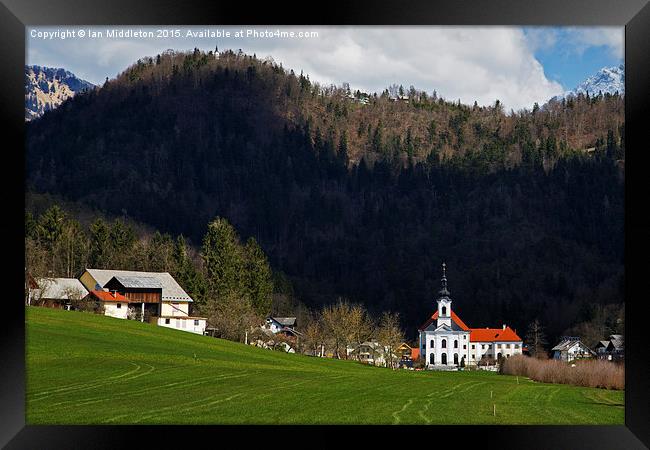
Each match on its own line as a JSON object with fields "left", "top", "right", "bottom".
{"left": 438, "top": 262, "right": 451, "bottom": 297}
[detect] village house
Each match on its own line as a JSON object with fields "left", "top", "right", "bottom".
{"left": 594, "top": 334, "right": 624, "bottom": 361}
{"left": 78, "top": 268, "right": 207, "bottom": 335}
{"left": 552, "top": 337, "right": 596, "bottom": 362}
{"left": 28, "top": 277, "right": 88, "bottom": 309}
{"left": 83, "top": 289, "right": 129, "bottom": 319}
{"left": 417, "top": 263, "right": 523, "bottom": 370}
{"left": 252, "top": 316, "right": 301, "bottom": 353}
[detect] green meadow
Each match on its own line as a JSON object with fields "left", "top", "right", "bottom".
{"left": 26, "top": 307, "right": 624, "bottom": 425}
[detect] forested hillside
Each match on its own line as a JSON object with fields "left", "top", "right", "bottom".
{"left": 25, "top": 49, "right": 625, "bottom": 342}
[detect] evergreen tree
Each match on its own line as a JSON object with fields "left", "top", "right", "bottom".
{"left": 201, "top": 217, "right": 246, "bottom": 302}
{"left": 243, "top": 237, "right": 274, "bottom": 316}
{"left": 89, "top": 218, "right": 111, "bottom": 268}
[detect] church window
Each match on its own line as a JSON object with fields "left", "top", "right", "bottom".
{"left": 453, "top": 353, "right": 459, "bottom": 365}
{"left": 430, "top": 353, "right": 435, "bottom": 365}
{"left": 442, "top": 339, "right": 447, "bottom": 349}
{"left": 442, "top": 306, "right": 447, "bottom": 315}
{"left": 430, "top": 340, "right": 434, "bottom": 348}
{"left": 454, "top": 340, "right": 458, "bottom": 348}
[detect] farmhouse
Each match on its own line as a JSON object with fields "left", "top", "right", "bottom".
{"left": 417, "top": 263, "right": 523, "bottom": 369}
{"left": 594, "top": 334, "right": 624, "bottom": 361}
{"left": 79, "top": 268, "right": 207, "bottom": 334}
{"left": 552, "top": 337, "right": 596, "bottom": 362}
{"left": 29, "top": 277, "right": 88, "bottom": 309}
{"left": 84, "top": 290, "right": 129, "bottom": 319}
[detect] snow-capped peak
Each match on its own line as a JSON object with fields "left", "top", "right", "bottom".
{"left": 565, "top": 64, "right": 625, "bottom": 98}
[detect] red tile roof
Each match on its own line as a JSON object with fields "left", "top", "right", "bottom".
{"left": 418, "top": 310, "right": 470, "bottom": 331}
{"left": 88, "top": 290, "right": 128, "bottom": 302}
{"left": 469, "top": 327, "right": 522, "bottom": 342}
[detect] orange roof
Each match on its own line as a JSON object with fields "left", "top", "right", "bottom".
{"left": 418, "top": 310, "right": 470, "bottom": 331}
{"left": 470, "top": 327, "right": 522, "bottom": 342}
{"left": 88, "top": 290, "right": 128, "bottom": 302}
{"left": 411, "top": 348, "right": 420, "bottom": 360}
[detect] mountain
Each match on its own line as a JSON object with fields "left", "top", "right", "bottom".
{"left": 25, "top": 49, "right": 624, "bottom": 340}
{"left": 25, "top": 65, "right": 95, "bottom": 121}
{"left": 565, "top": 64, "right": 625, "bottom": 98}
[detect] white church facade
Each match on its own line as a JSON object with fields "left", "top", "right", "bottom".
{"left": 418, "top": 263, "right": 523, "bottom": 369}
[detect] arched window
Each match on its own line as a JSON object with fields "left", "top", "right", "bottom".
{"left": 454, "top": 353, "right": 459, "bottom": 365}
{"left": 441, "top": 353, "right": 447, "bottom": 365}
{"left": 430, "top": 340, "right": 434, "bottom": 348}
{"left": 442, "top": 306, "right": 447, "bottom": 316}
{"left": 454, "top": 340, "right": 458, "bottom": 348}
{"left": 442, "top": 339, "right": 447, "bottom": 349}
{"left": 429, "top": 353, "right": 435, "bottom": 365}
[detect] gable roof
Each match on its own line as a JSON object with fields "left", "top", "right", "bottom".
{"left": 411, "top": 348, "right": 420, "bottom": 360}
{"left": 35, "top": 277, "right": 88, "bottom": 300}
{"left": 469, "top": 327, "right": 522, "bottom": 342}
{"left": 87, "top": 290, "right": 129, "bottom": 302}
{"left": 83, "top": 269, "right": 193, "bottom": 302}
{"left": 551, "top": 338, "right": 592, "bottom": 352}
{"left": 269, "top": 317, "right": 296, "bottom": 327}
{"left": 418, "top": 310, "right": 470, "bottom": 331}
{"left": 107, "top": 275, "right": 163, "bottom": 289}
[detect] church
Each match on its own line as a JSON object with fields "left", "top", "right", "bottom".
{"left": 418, "top": 263, "right": 523, "bottom": 369}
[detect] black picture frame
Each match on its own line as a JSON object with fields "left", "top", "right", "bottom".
{"left": 2, "top": 0, "right": 649, "bottom": 447}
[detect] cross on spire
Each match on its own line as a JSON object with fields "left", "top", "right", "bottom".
{"left": 439, "top": 262, "right": 450, "bottom": 296}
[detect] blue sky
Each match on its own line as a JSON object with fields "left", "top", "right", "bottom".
{"left": 523, "top": 27, "right": 623, "bottom": 91}
{"left": 26, "top": 26, "right": 623, "bottom": 111}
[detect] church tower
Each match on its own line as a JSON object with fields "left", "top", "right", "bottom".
{"left": 436, "top": 262, "right": 452, "bottom": 328}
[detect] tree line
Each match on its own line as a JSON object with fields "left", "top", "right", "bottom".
{"left": 26, "top": 49, "right": 625, "bottom": 345}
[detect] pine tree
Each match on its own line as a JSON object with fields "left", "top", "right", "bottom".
{"left": 243, "top": 237, "right": 273, "bottom": 316}
{"left": 201, "top": 217, "right": 246, "bottom": 302}
{"left": 89, "top": 218, "right": 111, "bottom": 268}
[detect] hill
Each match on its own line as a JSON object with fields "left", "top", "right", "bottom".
{"left": 24, "top": 65, "right": 95, "bottom": 121}
{"left": 25, "top": 49, "right": 625, "bottom": 341}
{"left": 26, "top": 307, "right": 623, "bottom": 424}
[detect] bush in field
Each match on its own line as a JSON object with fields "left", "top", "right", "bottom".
{"left": 501, "top": 355, "right": 624, "bottom": 390}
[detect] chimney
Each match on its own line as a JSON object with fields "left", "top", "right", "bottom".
{"left": 502, "top": 324, "right": 506, "bottom": 330}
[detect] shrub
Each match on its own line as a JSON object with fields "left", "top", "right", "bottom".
{"left": 501, "top": 355, "right": 624, "bottom": 390}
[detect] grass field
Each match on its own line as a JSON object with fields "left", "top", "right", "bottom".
{"left": 26, "top": 307, "right": 624, "bottom": 425}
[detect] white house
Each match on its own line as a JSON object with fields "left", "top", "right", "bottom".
{"left": 418, "top": 263, "right": 523, "bottom": 369}
{"left": 552, "top": 337, "right": 596, "bottom": 362}
{"left": 79, "top": 268, "right": 207, "bottom": 335}
{"left": 264, "top": 317, "right": 297, "bottom": 334}
{"left": 84, "top": 289, "right": 130, "bottom": 319}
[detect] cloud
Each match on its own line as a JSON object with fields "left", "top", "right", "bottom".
{"left": 565, "top": 27, "right": 624, "bottom": 59}
{"left": 27, "top": 26, "right": 567, "bottom": 111}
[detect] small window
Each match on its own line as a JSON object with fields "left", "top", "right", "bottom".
{"left": 515, "top": 344, "right": 520, "bottom": 349}
{"left": 165, "top": 318, "right": 170, "bottom": 324}
{"left": 481, "top": 344, "right": 485, "bottom": 350}
{"left": 471, "top": 344, "right": 475, "bottom": 350}
{"left": 463, "top": 344, "right": 466, "bottom": 349}
{"left": 506, "top": 344, "right": 511, "bottom": 349}
{"left": 454, "top": 340, "right": 458, "bottom": 348}
{"left": 116, "top": 303, "right": 121, "bottom": 309}
{"left": 442, "top": 339, "right": 447, "bottom": 349}
{"left": 194, "top": 320, "right": 199, "bottom": 326}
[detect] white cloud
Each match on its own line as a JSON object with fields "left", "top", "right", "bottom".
{"left": 565, "top": 27, "right": 624, "bottom": 59}
{"left": 27, "top": 26, "right": 567, "bottom": 111}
